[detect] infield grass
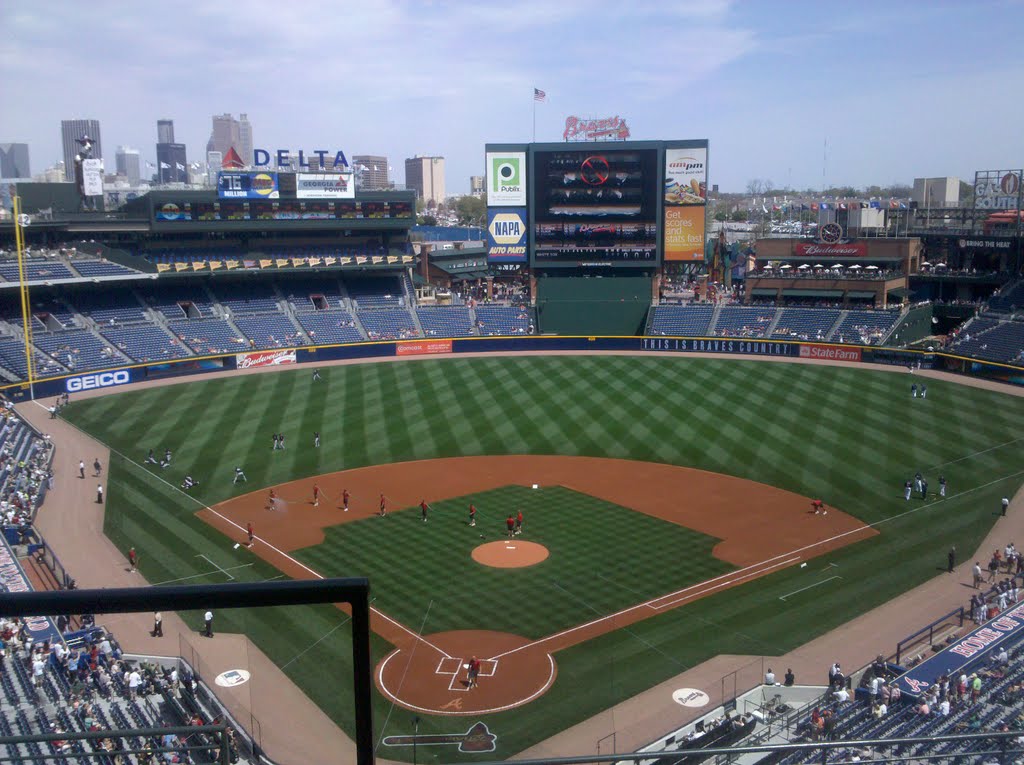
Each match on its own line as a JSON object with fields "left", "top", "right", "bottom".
{"left": 62, "top": 356, "right": 1024, "bottom": 760}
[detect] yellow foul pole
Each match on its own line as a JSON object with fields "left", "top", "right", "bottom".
{"left": 12, "top": 196, "right": 35, "bottom": 399}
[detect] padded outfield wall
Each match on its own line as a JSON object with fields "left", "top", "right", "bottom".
{"left": 536, "top": 276, "right": 653, "bottom": 336}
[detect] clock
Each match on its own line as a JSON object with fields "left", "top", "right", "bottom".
{"left": 819, "top": 222, "right": 843, "bottom": 243}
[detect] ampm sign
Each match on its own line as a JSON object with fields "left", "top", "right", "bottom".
{"left": 66, "top": 370, "right": 131, "bottom": 393}
{"left": 486, "top": 207, "right": 527, "bottom": 263}
{"left": 254, "top": 149, "right": 350, "bottom": 170}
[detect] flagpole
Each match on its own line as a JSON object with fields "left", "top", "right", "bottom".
{"left": 532, "top": 90, "right": 536, "bottom": 142}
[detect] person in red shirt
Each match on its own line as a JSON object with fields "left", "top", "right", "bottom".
{"left": 266, "top": 488, "right": 277, "bottom": 510}
{"left": 342, "top": 489, "right": 350, "bottom": 512}
{"left": 379, "top": 494, "right": 388, "bottom": 517}
{"left": 515, "top": 510, "right": 524, "bottom": 535}
{"left": 246, "top": 522, "right": 255, "bottom": 548}
{"left": 506, "top": 514, "right": 515, "bottom": 537}
{"left": 467, "top": 656, "right": 481, "bottom": 689}
{"left": 313, "top": 484, "right": 320, "bottom": 507}
{"left": 420, "top": 499, "right": 430, "bottom": 523}
{"left": 468, "top": 504, "right": 477, "bottom": 527}
{"left": 127, "top": 547, "right": 138, "bottom": 573}
{"left": 812, "top": 499, "right": 824, "bottom": 515}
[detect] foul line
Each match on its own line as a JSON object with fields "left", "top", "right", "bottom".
{"left": 489, "top": 469, "right": 1024, "bottom": 662}
{"left": 930, "top": 437, "right": 1024, "bottom": 470}
{"left": 48, "top": 419, "right": 453, "bottom": 661}
{"left": 779, "top": 575, "right": 843, "bottom": 602}
{"left": 152, "top": 563, "right": 253, "bottom": 586}
{"left": 196, "top": 554, "right": 235, "bottom": 581}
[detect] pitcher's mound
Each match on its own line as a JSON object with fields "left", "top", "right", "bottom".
{"left": 472, "top": 540, "right": 549, "bottom": 568}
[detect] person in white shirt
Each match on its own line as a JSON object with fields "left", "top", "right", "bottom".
{"left": 833, "top": 687, "right": 850, "bottom": 702}
{"left": 128, "top": 669, "right": 143, "bottom": 699}
{"left": 31, "top": 656, "right": 45, "bottom": 687}
{"left": 764, "top": 668, "right": 776, "bottom": 685}
{"left": 939, "top": 697, "right": 951, "bottom": 716}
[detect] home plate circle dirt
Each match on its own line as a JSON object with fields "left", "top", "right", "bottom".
{"left": 376, "top": 630, "right": 557, "bottom": 716}
{"left": 472, "top": 540, "right": 549, "bottom": 568}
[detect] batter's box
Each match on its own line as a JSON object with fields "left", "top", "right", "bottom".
{"left": 478, "top": 659, "right": 498, "bottom": 677}
{"left": 437, "top": 657, "right": 463, "bottom": 675}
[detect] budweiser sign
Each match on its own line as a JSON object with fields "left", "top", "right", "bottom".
{"left": 563, "top": 115, "right": 631, "bottom": 142}
{"left": 236, "top": 349, "right": 297, "bottom": 369}
{"left": 794, "top": 242, "right": 867, "bottom": 258}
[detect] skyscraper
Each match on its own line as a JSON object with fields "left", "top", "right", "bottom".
{"left": 353, "top": 155, "right": 389, "bottom": 190}
{"left": 404, "top": 156, "right": 446, "bottom": 205}
{"left": 238, "top": 114, "right": 253, "bottom": 169}
{"left": 0, "top": 143, "right": 30, "bottom": 178}
{"left": 61, "top": 119, "right": 102, "bottom": 182}
{"left": 157, "top": 119, "right": 175, "bottom": 145}
{"left": 206, "top": 113, "right": 252, "bottom": 168}
{"left": 115, "top": 146, "right": 141, "bottom": 186}
{"left": 156, "top": 143, "right": 188, "bottom": 184}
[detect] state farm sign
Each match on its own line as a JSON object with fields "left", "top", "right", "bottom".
{"left": 794, "top": 242, "right": 867, "bottom": 258}
{"left": 799, "top": 344, "right": 862, "bottom": 362}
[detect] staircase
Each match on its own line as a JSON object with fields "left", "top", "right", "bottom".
{"left": 706, "top": 303, "right": 724, "bottom": 335}
{"left": 826, "top": 311, "right": 848, "bottom": 342}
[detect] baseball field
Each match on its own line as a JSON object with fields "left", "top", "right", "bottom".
{"left": 60, "top": 354, "right": 1024, "bottom": 761}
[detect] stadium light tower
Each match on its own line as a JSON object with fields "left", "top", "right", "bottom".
{"left": 12, "top": 196, "right": 35, "bottom": 399}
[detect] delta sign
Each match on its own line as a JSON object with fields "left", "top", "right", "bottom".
{"left": 486, "top": 207, "right": 527, "bottom": 263}
{"left": 253, "top": 149, "right": 350, "bottom": 171}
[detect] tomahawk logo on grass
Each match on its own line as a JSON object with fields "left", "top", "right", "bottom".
{"left": 486, "top": 152, "right": 527, "bottom": 206}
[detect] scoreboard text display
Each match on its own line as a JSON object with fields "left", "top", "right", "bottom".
{"left": 217, "top": 172, "right": 280, "bottom": 199}
{"left": 532, "top": 148, "right": 659, "bottom": 267}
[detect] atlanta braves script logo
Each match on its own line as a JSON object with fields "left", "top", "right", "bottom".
{"left": 382, "top": 721, "right": 497, "bottom": 753}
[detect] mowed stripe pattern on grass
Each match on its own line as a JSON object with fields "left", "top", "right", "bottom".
{"left": 295, "top": 485, "right": 734, "bottom": 639}
{"left": 62, "top": 356, "right": 1024, "bottom": 760}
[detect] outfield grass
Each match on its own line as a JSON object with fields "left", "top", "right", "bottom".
{"left": 61, "top": 356, "right": 1024, "bottom": 760}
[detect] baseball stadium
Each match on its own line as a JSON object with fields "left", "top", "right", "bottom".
{"left": 0, "top": 142, "right": 1023, "bottom": 765}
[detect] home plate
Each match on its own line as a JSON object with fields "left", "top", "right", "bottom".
{"left": 505, "top": 545, "right": 517, "bottom": 550}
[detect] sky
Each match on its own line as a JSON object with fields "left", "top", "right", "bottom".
{"left": 1, "top": 0, "right": 1022, "bottom": 194}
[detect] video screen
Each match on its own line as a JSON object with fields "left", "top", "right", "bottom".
{"left": 301, "top": 201, "right": 332, "bottom": 219}
{"left": 220, "top": 201, "right": 248, "bottom": 220}
{"left": 191, "top": 202, "right": 219, "bottom": 221}
{"left": 533, "top": 148, "right": 659, "bottom": 263}
{"left": 250, "top": 201, "right": 276, "bottom": 220}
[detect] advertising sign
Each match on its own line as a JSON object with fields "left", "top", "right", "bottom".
{"left": 664, "top": 206, "right": 706, "bottom": 261}
{"left": 793, "top": 242, "right": 868, "bottom": 258}
{"left": 486, "top": 207, "right": 528, "bottom": 262}
{"left": 217, "top": 172, "right": 279, "bottom": 199}
{"left": 296, "top": 173, "right": 355, "bottom": 199}
{"left": 236, "top": 350, "right": 297, "bottom": 368}
{"left": 82, "top": 158, "right": 103, "bottom": 197}
{"left": 798, "top": 344, "right": 862, "bottom": 362}
{"left": 155, "top": 202, "right": 190, "bottom": 221}
{"left": 66, "top": 369, "right": 132, "bottom": 392}
{"left": 563, "top": 116, "right": 631, "bottom": 142}
{"left": 486, "top": 152, "right": 527, "bottom": 206}
{"left": 664, "top": 148, "right": 707, "bottom": 205}
{"left": 396, "top": 340, "right": 453, "bottom": 356}
{"left": 974, "top": 170, "right": 1023, "bottom": 210}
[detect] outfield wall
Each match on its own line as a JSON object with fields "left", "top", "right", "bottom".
{"left": 3, "top": 336, "right": 1023, "bottom": 401}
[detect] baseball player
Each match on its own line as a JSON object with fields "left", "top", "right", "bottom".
{"left": 904, "top": 480, "right": 912, "bottom": 501}
{"left": 467, "top": 656, "right": 481, "bottom": 689}
{"left": 161, "top": 449, "right": 172, "bottom": 468}
{"left": 266, "top": 489, "right": 277, "bottom": 510}
{"left": 145, "top": 449, "right": 158, "bottom": 464}
{"left": 469, "top": 503, "right": 477, "bottom": 527}
{"left": 79, "top": 460, "right": 85, "bottom": 479}
{"left": 313, "top": 431, "right": 320, "bottom": 448}
{"left": 313, "top": 483, "right": 321, "bottom": 507}
{"left": 420, "top": 499, "right": 430, "bottom": 522}
{"left": 279, "top": 434, "right": 286, "bottom": 449}
{"left": 1003, "top": 497, "right": 1011, "bottom": 517}
{"left": 128, "top": 547, "right": 138, "bottom": 573}
{"left": 939, "top": 476, "right": 947, "bottom": 498}
{"left": 515, "top": 509, "right": 524, "bottom": 535}
{"left": 812, "top": 499, "right": 824, "bottom": 514}
{"left": 272, "top": 434, "right": 279, "bottom": 450}
{"left": 914, "top": 472, "right": 923, "bottom": 494}
{"left": 911, "top": 383, "right": 918, "bottom": 398}
{"left": 506, "top": 514, "right": 515, "bottom": 537}
{"left": 246, "top": 522, "right": 255, "bottom": 548}
{"left": 233, "top": 466, "right": 247, "bottom": 484}
{"left": 93, "top": 458, "right": 102, "bottom": 477}
{"left": 312, "top": 368, "right": 321, "bottom": 381}
{"left": 379, "top": 494, "right": 388, "bottom": 517}
{"left": 921, "top": 384, "right": 928, "bottom": 399}
{"left": 342, "top": 489, "right": 350, "bottom": 512}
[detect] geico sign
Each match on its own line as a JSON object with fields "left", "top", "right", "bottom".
{"left": 66, "top": 370, "right": 130, "bottom": 392}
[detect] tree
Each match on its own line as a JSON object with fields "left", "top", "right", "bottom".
{"left": 418, "top": 215, "right": 437, "bottom": 226}
{"left": 415, "top": 197, "right": 426, "bottom": 214}
{"left": 730, "top": 209, "right": 747, "bottom": 222}
{"left": 714, "top": 211, "right": 728, "bottom": 222}
{"left": 453, "top": 195, "right": 486, "bottom": 226}
{"left": 959, "top": 180, "right": 975, "bottom": 208}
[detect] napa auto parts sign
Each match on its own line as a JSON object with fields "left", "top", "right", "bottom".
{"left": 236, "top": 350, "right": 297, "bottom": 368}
{"left": 563, "top": 116, "right": 631, "bottom": 142}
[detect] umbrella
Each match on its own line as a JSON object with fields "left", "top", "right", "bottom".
{"left": 865, "top": 265, "right": 879, "bottom": 270}
{"left": 813, "top": 264, "right": 825, "bottom": 268}
{"left": 921, "top": 261, "right": 932, "bottom": 267}
{"left": 798, "top": 264, "right": 811, "bottom": 269}
{"left": 848, "top": 264, "right": 862, "bottom": 270}
{"left": 779, "top": 264, "right": 792, "bottom": 269}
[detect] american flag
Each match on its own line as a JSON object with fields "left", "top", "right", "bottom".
{"left": 534, "top": 88, "right": 547, "bottom": 102}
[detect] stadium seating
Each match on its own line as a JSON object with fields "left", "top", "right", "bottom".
{"left": 69, "top": 259, "right": 141, "bottom": 278}
{"left": 713, "top": 306, "right": 776, "bottom": 338}
{"left": 295, "top": 311, "right": 363, "bottom": 344}
{"left": 347, "top": 276, "right": 406, "bottom": 310}
{"left": 208, "top": 281, "right": 281, "bottom": 315}
{"left": 830, "top": 310, "right": 901, "bottom": 345}
{"left": 474, "top": 305, "right": 533, "bottom": 335}
{"left": 66, "top": 289, "right": 149, "bottom": 325}
{"left": 0, "top": 409, "right": 52, "bottom": 527}
{"left": 358, "top": 309, "right": 419, "bottom": 340}
{"left": 953, "top": 320, "right": 1024, "bottom": 364}
{"left": 32, "top": 329, "right": 122, "bottom": 372}
{"left": 280, "top": 278, "right": 344, "bottom": 312}
{"left": 770, "top": 308, "right": 842, "bottom": 341}
{"left": 647, "top": 304, "right": 716, "bottom": 336}
{"left": 100, "top": 325, "right": 191, "bottom": 363}
{"left": 168, "top": 318, "right": 244, "bottom": 355}
{"left": 232, "top": 314, "right": 307, "bottom": 349}
{"left": 0, "top": 259, "right": 75, "bottom": 282}
{"left": 416, "top": 306, "right": 474, "bottom": 337}
{"left": 988, "top": 280, "right": 1024, "bottom": 314}
{"left": 140, "top": 285, "right": 214, "bottom": 319}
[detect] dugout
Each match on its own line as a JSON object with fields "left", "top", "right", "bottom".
{"left": 536, "top": 273, "right": 654, "bottom": 335}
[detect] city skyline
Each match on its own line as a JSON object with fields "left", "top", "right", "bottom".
{"left": 2, "top": 1, "right": 1022, "bottom": 193}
